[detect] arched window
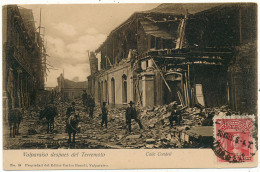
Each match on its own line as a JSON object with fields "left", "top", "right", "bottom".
{"left": 111, "top": 78, "right": 115, "bottom": 105}
{"left": 122, "top": 74, "right": 127, "bottom": 103}
{"left": 98, "top": 82, "right": 101, "bottom": 103}
{"left": 100, "top": 81, "right": 103, "bottom": 102}
{"left": 104, "top": 80, "right": 107, "bottom": 102}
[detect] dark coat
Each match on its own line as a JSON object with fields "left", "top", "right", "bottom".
{"left": 170, "top": 108, "right": 182, "bottom": 125}
{"left": 102, "top": 106, "right": 108, "bottom": 117}
{"left": 89, "top": 98, "right": 95, "bottom": 108}
{"left": 82, "top": 93, "right": 89, "bottom": 106}
{"left": 66, "top": 107, "right": 75, "bottom": 119}
{"left": 126, "top": 107, "right": 138, "bottom": 122}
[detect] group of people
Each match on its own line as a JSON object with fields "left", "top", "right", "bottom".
{"left": 61, "top": 99, "right": 144, "bottom": 144}
{"left": 67, "top": 90, "right": 189, "bottom": 135}
{"left": 82, "top": 90, "right": 143, "bottom": 133}
{"left": 63, "top": 99, "right": 143, "bottom": 137}
{"left": 100, "top": 100, "right": 143, "bottom": 133}
{"left": 41, "top": 89, "right": 194, "bottom": 143}
{"left": 98, "top": 100, "right": 144, "bottom": 133}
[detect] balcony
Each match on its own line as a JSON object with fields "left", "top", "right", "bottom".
{"left": 7, "top": 43, "right": 33, "bottom": 76}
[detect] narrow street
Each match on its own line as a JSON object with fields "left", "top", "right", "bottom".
{"left": 4, "top": 95, "right": 218, "bottom": 150}
{"left": 4, "top": 99, "right": 185, "bottom": 149}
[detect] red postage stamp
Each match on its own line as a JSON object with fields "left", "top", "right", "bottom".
{"left": 213, "top": 115, "right": 255, "bottom": 163}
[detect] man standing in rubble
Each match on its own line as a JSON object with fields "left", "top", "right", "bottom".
{"left": 169, "top": 103, "right": 184, "bottom": 127}
{"left": 101, "top": 101, "right": 108, "bottom": 128}
{"left": 125, "top": 101, "right": 143, "bottom": 133}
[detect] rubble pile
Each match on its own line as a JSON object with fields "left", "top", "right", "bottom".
{"left": 139, "top": 104, "right": 205, "bottom": 129}
{"left": 181, "top": 107, "right": 205, "bottom": 126}
{"left": 131, "top": 104, "right": 239, "bottom": 148}
{"left": 4, "top": 98, "right": 256, "bottom": 149}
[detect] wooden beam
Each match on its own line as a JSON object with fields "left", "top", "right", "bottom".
{"left": 151, "top": 58, "right": 171, "bottom": 93}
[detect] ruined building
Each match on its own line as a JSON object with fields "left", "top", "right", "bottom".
{"left": 87, "top": 3, "right": 257, "bottom": 113}
{"left": 2, "top": 5, "right": 45, "bottom": 115}
{"left": 57, "top": 74, "right": 88, "bottom": 101}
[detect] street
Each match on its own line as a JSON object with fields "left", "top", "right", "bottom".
{"left": 3, "top": 99, "right": 177, "bottom": 149}
{"left": 4, "top": 97, "right": 215, "bottom": 149}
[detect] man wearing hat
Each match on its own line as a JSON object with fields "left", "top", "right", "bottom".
{"left": 126, "top": 101, "right": 143, "bottom": 133}
{"left": 168, "top": 103, "right": 186, "bottom": 127}
{"left": 168, "top": 103, "right": 178, "bottom": 127}
{"left": 101, "top": 101, "right": 108, "bottom": 128}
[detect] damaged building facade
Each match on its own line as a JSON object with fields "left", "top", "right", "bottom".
{"left": 2, "top": 5, "right": 45, "bottom": 115}
{"left": 88, "top": 3, "right": 257, "bottom": 113}
{"left": 57, "top": 74, "right": 88, "bottom": 101}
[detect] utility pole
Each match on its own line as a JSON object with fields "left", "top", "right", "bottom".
{"left": 62, "top": 68, "right": 65, "bottom": 101}
{"left": 39, "top": 8, "right": 41, "bottom": 36}
{"left": 38, "top": 8, "right": 44, "bottom": 89}
{"left": 38, "top": 8, "right": 47, "bottom": 90}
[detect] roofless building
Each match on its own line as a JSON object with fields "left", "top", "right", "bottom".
{"left": 88, "top": 3, "right": 257, "bottom": 113}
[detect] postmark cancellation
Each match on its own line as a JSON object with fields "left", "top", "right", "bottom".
{"left": 213, "top": 115, "right": 256, "bottom": 163}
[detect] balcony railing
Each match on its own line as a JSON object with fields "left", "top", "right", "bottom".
{"left": 9, "top": 44, "right": 33, "bottom": 76}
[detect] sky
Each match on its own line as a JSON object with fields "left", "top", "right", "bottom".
{"left": 20, "top": 4, "right": 160, "bottom": 87}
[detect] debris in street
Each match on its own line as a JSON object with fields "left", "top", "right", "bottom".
{"left": 28, "top": 128, "right": 37, "bottom": 135}
{"left": 3, "top": 96, "right": 255, "bottom": 150}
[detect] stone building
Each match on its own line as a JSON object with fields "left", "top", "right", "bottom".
{"left": 2, "top": 5, "right": 45, "bottom": 115}
{"left": 57, "top": 74, "right": 88, "bottom": 101}
{"left": 88, "top": 3, "right": 256, "bottom": 113}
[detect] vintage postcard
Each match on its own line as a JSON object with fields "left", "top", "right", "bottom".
{"left": 2, "top": 1, "right": 258, "bottom": 170}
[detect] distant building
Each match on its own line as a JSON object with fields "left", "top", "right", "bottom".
{"left": 87, "top": 3, "right": 257, "bottom": 114}
{"left": 45, "top": 87, "right": 56, "bottom": 91}
{"left": 72, "top": 77, "right": 79, "bottom": 82}
{"left": 57, "top": 74, "right": 88, "bottom": 101}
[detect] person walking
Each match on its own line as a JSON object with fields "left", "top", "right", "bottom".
{"left": 101, "top": 102, "right": 108, "bottom": 128}
{"left": 125, "top": 101, "right": 143, "bottom": 133}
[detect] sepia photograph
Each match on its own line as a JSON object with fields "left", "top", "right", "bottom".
{"left": 2, "top": 1, "right": 258, "bottom": 169}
